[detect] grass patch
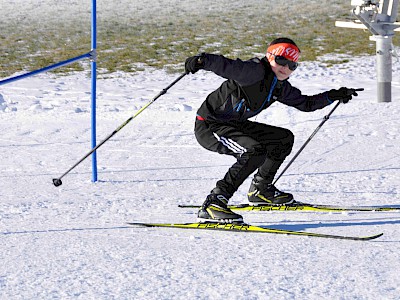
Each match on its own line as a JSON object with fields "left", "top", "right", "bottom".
{"left": 0, "top": 0, "right": 398, "bottom": 78}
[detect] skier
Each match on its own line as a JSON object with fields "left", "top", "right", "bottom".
{"left": 185, "top": 37, "right": 361, "bottom": 223}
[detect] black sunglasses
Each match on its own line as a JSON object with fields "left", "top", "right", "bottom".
{"left": 268, "top": 53, "right": 298, "bottom": 71}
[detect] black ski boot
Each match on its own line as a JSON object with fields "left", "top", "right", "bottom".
{"left": 198, "top": 190, "right": 243, "bottom": 223}
{"left": 248, "top": 176, "right": 294, "bottom": 205}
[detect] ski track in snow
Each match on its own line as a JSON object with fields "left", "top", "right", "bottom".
{"left": 1, "top": 1, "right": 400, "bottom": 297}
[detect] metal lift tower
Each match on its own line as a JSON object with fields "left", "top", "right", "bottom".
{"left": 336, "top": 0, "right": 399, "bottom": 102}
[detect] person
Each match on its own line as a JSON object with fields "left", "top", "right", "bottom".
{"left": 184, "top": 37, "right": 360, "bottom": 223}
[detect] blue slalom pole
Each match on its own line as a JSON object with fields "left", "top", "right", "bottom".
{"left": 0, "top": 52, "right": 92, "bottom": 86}
{"left": 91, "top": 0, "right": 98, "bottom": 182}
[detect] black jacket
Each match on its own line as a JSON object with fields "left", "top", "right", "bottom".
{"left": 194, "top": 53, "right": 333, "bottom": 153}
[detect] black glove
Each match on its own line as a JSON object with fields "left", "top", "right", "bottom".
{"left": 327, "top": 87, "right": 364, "bottom": 104}
{"left": 185, "top": 53, "right": 206, "bottom": 74}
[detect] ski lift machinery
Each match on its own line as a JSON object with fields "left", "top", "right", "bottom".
{"left": 336, "top": 0, "right": 400, "bottom": 102}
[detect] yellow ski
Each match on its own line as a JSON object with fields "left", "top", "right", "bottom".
{"left": 178, "top": 203, "right": 400, "bottom": 212}
{"left": 127, "top": 222, "right": 383, "bottom": 241}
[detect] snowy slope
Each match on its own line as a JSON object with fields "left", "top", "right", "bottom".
{"left": 1, "top": 56, "right": 400, "bottom": 299}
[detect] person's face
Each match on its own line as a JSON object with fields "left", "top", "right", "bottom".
{"left": 270, "top": 59, "right": 294, "bottom": 81}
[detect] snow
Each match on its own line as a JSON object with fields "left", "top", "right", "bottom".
{"left": 1, "top": 0, "right": 400, "bottom": 293}
{"left": 1, "top": 54, "right": 400, "bottom": 299}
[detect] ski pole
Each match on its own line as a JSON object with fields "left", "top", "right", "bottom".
{"left": 273, "top": 87, "right": 364, "bottom": 185}
{"left": 272, "top": 102, "right": 340, "bottom": 185}
{"left": 53, "top": 72, "right": 187, "bottom": 187}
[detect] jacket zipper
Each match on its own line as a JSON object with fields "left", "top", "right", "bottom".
{"left": 252, "top": 75, "right": 277, "bottom": 115}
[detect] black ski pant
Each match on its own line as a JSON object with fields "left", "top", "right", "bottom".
{"left": 195, "top": 119, "right": 294, "bottom": 197}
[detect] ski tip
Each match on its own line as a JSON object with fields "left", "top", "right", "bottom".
{"left": 369, "top": 232, "right": 384, "bottom": 240}
{"left": 359, "top": 232, "right": 384, "bottom": 241}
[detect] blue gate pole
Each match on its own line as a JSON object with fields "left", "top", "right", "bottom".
{"left": 0, "top": 52, "right": 92, "bottom": 86}
{"left": 91, "top": 0, "right": 98, "bottom": 182}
